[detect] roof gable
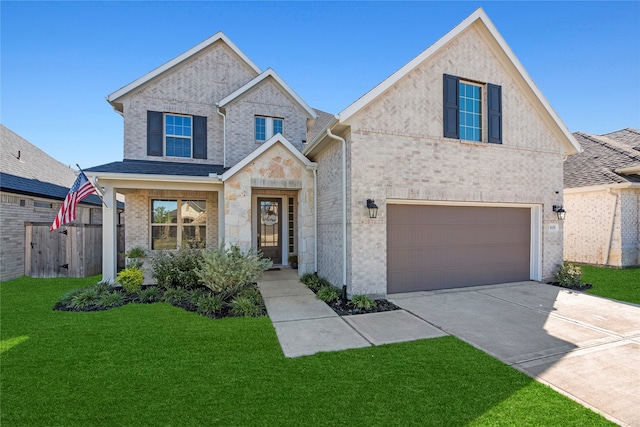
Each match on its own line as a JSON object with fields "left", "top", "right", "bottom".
{"left": 337, "top": 8, "right": 580, "bottom": 156}
{"left": 222, "top": 133, "right": 316, "bottom": 181}
{"left": 107, "top": 32, "right": 261, "bottom": 107}
{"left": 217, "top": 68, "right": 317, "bottom": 119}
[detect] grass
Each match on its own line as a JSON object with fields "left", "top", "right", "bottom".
{"left": 1, "top": 276, "right": 614, "bottom": 426}
{"left": 582, "top": 265, "right": 640, "bottom": 305}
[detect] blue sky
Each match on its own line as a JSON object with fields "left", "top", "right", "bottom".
{"left": 2, "top": 1, "right": 639, "bottom": 170}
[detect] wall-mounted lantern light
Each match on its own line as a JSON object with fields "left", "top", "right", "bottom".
{"left": 553, "top": 205, "right": 566, "bottom": 221}
{"left": 366, "top": 199, "right": 378, "bottom": 219}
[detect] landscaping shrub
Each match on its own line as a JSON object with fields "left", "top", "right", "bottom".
{"left": 151, "top": 246, "right": 204, "bottom": 289}
{"left": 317, "top": 286, "right": 340, "bottom": 302}
{"left": 116, "top": 266, "right": 144, "bottom": 294}
{"left": 301, "top": 273, "right": 330, "bottom": 292}
{"left": 196, "top": 244, "right": 272, "bottom": 299}
{"left": 96, "top": 291, "right": 125, "bottom": 308}
{"left": 350, "top": 294, "right": 375, "bottom": 309}
{"left": 556, "top": 262, "right": 583, "bottom": 288}
{"left": 163, "top": 287, "right": 189, "bottom": 304}
{"left": 230, "top": 295, "right": 264, "bottom": 317}
{"left": 196, "top": 293, "right": 224, "bottom": 316}
{"left": 138, "top": 286, "right": 163, "bottom": 303}
{"left": 69, "top": 287, "right": 100, "bottom": 308}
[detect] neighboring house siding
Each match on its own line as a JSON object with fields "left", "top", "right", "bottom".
{"left": 124, "top": 189, "right": 218, "bottom": 253}
{"left": 343, "top": 25, "right": 565, "bottom": 294}
{"left": 122, "top": 40, "right": 257, "bottom": 164}
{"left": 315, "top": 139, "right": 345, "bottom": 288}
{"left": 564, "top": 189, "right": 639, "bottom": 267}
{"left": 224, "top": 79, "right": 309, "bottom": 166}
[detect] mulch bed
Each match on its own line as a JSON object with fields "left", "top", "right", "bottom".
{"left": 546, "top": 282, "right": 593, "bottom": 291}
{"left": 324, "top": 298, "right": 401, "bottom": 316}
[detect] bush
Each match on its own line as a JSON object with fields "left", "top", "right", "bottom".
{"left": 230, "top": 295, "right": 264, "bottom": 317}
{"left": 197, "top": 293, "right": 224, "bottom": 316}
{"left": 70, "top": 287, "right": 100, "bottom": 308}
{"left": 126, "top": 246, "right": 147, "bottom": 258}
{"left": 163, "top": 287, "right": 188, "bottom": 304}
{"left": 96, "top": 291, "right": 125, "bottom": 308}
{"left": 151, "top": 247, "right": 204, "bottom": 289}
{"left": 196, "top": 244, "right": 272, "bottom": 300}
{"left": 189, "top": 287, "right": 209, "bottom": 305}
{"left": 556, "top": 262, "right": 582, "bottom": 288}
{"left": 301, "top": 274, "right": 331, "bottom": 292}
{"left": 238, "top": 285, "right": 264, "bottom": 306}
{"left": 350, "top": 294, "right": 375, "bottom": 309}
{"left": 317, "top": 286, "right": 340, "bottom": 302}
{"left": 116, "top": 266, "right": 144, "bottom": 294}
{"left": 138, "top": 286, "right": 163, "bottom": 303}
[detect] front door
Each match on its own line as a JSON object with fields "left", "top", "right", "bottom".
{"left": 257, "top": 198, "right": 282, "bottom": 264}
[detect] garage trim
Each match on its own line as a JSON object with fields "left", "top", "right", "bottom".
{"left": 386, "top": 199, "right": 542, "bottom": 282}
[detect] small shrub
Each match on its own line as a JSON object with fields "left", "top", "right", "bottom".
{"left": 163, "top": 287, "right": 188, "bottom": 304}
{"left": 96, "top": 291, "right": 125, "bottom": 308}
{"left": 196, "top": 244, "right": 272, "bottom": 300}
{"left": 350, "top": 294, "right": 375, "bottom": 309}
{"left": 230, "top": 295, "right": 264, "bottom": 317}
{"left": 300, "top": 273, "right": 316, "bottom": 283}
{"left": 126, "top": 246, "right": 147, "bottom": 258}
{"left": 151, "top": 247, "right": 203, "bottom": 289}
{"left": 70, "top": 288, "right": 100, "bottom": 308}
{"left": 189, "top": 287, "right": 209, "bottom": 304}
{"left": 317, "top": 286, "right": 340, "bottom": 302}
{"left": 94, "top": 281, "right": 114, "bottom": 295}
{"left": 305, "top": 276, "right": 331, "bottom": 293}
{"left": 116, "top": 266, "right": 144, "bottom": 294}
{"left": 138, "top": 286, "right": 163, "bottom": 303}
{"left": 197, "top": 293, "right": 224, "bottom": 316}
{"left": 58, "top": 287, "right": 88, "bottom": 305}
{"left": 238, "top": 285, "right": 264, "bottom": 306}
{"left": 556, "top": 262, "right": 582, "bottom": 288}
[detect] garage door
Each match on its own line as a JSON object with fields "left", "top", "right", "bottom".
{"left": 387, "top": 205, "right": 531, "bottom": 293}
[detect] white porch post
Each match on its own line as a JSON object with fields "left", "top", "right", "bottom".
{"left": 102, "top": 185, "right": 118, "bottom": 282}
{"left": 218, "top": 187, "right": 225, "bottom": 247}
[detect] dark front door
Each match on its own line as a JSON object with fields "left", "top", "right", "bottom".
{"left": 257, "top": 198, "right": 282, "bottom": 264}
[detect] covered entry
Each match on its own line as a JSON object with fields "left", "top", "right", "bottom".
{"left": 387, "top": 204, "right": 531, "bottom": 293}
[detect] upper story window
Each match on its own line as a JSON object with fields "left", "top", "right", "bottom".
{"left": 147, "top": 111, "right": 207, "bottom": 159}
{"left": 443, "top": 74, "right": 502, "bottom": 144}
{"left": 255, "top": 116, "right": 284, "bottom": 142}
{"left": 459, "top": 82, "right": 482, "bottom": 142}
{"left": 165, "top": 114, "right": 192, "bottom": 157}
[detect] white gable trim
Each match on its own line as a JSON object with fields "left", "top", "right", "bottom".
{"left": 217, "top": 68, "right": 317, "bottom": 119}
{"left": 338, "top": 8, "right": 581, "bottom": 155}
{"left": 222, "top": 134, "right": 317, "bottom": 181}
{"left": 107, "top": 32, "right": 261, "bottom": 104}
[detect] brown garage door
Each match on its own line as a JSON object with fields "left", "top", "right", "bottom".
{"left": 387, "top": 205, "right": 531, "bottom": 293}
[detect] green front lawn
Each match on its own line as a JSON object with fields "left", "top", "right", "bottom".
{"left": 1, "top": 276, "right": 613, "bottom": 426}
{"left": 583, "top": 265, "right": 640, "bottom": 305}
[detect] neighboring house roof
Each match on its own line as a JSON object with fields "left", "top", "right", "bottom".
{"left": 217, "top": 68, "right": 317, "bottom": 119}
{"left": 1, "top": 124, "right": 77, "bottom": 187}
{"left": 84, "top": 159, "right": 226, "bottom": 177}
{"left": 305, "top": 7, "right": 581, "bottom": 157}
{"left": 107, "top": 32, "right": 262, "bottom": 112}
{"left": 564, "top": 129, "right": 640, "bottom": 189}
{"left": 0, "top": 172, "right": 104, "bottom": 206}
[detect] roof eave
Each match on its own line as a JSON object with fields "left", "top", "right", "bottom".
{"left": 302, "top": 116, "right": 340, "bottom": 157}
{"left": 84, "top": 171, "right": 223, "bottom": 184}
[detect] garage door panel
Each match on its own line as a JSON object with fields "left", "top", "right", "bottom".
{"left": 387, "top": 205, "right": 531, "bottom": 293}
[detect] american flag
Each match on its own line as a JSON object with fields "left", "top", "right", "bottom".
{"left": 50, "top": 171, "right": 96, "bottom": 231}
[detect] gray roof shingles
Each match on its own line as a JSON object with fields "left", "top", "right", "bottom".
{"left": 0, "top": 172, "right": 103, "bottom": 206}
{"left": 84, "top": 159, "right": 226, "bottom": 177}
{"left": 564, "top": 129, "right": 640, "bottom": 188}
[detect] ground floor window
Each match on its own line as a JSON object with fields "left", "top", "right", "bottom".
{"left": 151, "top": 199, "right": 206, "bottom": 250}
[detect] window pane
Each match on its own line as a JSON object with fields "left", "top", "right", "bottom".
{"left": 166, "top": 115, "right": 174, "bottom": 125}
{"left": 166, "top": 137, "right": 191, "bottom": 157}
{"left": 152, "top": 200, "right": 177, "bottom": 224}
{"left": 255, "top": 117, "right": 266, "bottom": 141}
{"left": 182, "top": 225, "right": 206, "bottom": 247}
{"left": 181, "top": 200, "right": 206, "bottom": 224}
{"left": 166, "top": 124, "right": 175, "bottom": 135}
{"left": 175, "top": 116, "right": 183, "bottom": 126}
{"left": 152, "top": 225, "right": 177, "bottom": 250}
{"left": 273, "top": 119, "right": 283, "bottom": 135}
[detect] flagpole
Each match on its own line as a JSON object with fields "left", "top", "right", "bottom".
{"left": 76, "top": 164, "right": 107, "bottom": 208}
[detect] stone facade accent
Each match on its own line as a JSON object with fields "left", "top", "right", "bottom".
{"left": 328, "top": 25, "right": 567, "bottom": 296}
{"left": 564, "top": 188, "right": 640, "bottom": 267}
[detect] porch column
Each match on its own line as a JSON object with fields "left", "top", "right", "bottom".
{"left": 218, "top": 188, "right": 225, "bottom": 246}
{"left": 102, "top": 185, "right": 118, "bottom": 282}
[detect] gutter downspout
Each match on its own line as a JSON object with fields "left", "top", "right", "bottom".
{"left": 325, "top": 128, "right": 347, "bottom": 292}
{"left": 604, "top": 188, "right": 619, "bottom": 265}
{"left": 216, "top": 107, "right": 226, "bottom": 168}
{"left": 313, "top": 169, "right": 318, "bottom": 272}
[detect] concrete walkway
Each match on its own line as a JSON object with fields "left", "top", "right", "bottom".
{"left": 257, "top": 269, "right": 446, "bottom": 358}
{"left": 390, "top": 282, "right": 640, "bottom": 427}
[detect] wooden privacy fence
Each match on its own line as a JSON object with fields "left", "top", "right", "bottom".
{"left": 24, "top": 222, "right": 125, "bottom": 278}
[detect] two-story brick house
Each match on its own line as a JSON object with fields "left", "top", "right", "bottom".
{"left": 86, "top": 8, "right": 581, "bottom": 297}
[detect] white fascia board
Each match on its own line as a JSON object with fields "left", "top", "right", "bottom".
{"left": 216, "top": 68, "right": 317, "bottom": 119}
{"left": 615, "top": 165, "right": 640, "bottom": 174}
{"left": 107, "top": 32, "right": 261, "bottom": 104}
{"left": 222, "top": 134, "right": 316, "bottom": 180}
{"left": 84, "top": 171, "right": 223, "bottom": 184}
{"left": 338, "top": 8, "right": 581, "bottom": 156}
{"left": 564, "top": 182, "right": 640, "bottom": 194}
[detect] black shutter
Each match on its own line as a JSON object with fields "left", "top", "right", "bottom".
{"left": 147, "top": 111, "right": 163, "bottom": 156}
{"left": 193, "top": 115, "right": 207, "bottom": 159}
{"left": 443, "top": 74, "right": 460, "bottom": 139}
{"left": 488, "top": 83, "right": 502, "bottom": 144}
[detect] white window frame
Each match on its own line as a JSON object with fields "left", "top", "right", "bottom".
{"left": 255, "top": 116, "right": 284, "bottom": 142}
{"left": 165, "top": 113, "right": 193, "bottom": 158}
{"left": 150, "top": 199, "right": 207, "bottom": 250}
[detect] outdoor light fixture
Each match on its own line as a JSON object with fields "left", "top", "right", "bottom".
{"left": 366, "top": 199, "right": 379, "bottom": 219}
{"left": 553, "top": 205, "right": 566, "bottom": 221}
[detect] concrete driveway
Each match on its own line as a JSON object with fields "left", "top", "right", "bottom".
{"left": 390, "top": 282, "right": 640, "bottom": 427}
